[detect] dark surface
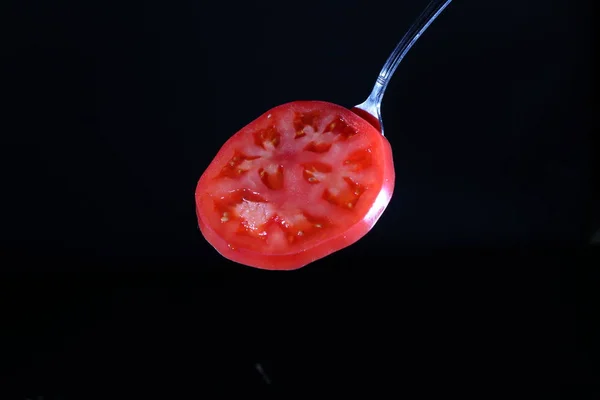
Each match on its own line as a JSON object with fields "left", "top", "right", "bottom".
{"left": 1, "top": 0, "right": 597, "bottom": 395}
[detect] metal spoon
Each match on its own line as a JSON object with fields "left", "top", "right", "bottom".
{"left": 352, "top": 0, "right": 453, "bottom": 135}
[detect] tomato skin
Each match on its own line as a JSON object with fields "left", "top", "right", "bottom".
{"left": 195, "top": 101, "right": 395, "bottom": 271}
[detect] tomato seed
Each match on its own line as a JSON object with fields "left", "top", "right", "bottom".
{"left": 293, "top": 111, "right": 320, "bottom": 133}
{"left": 259, "top": 165, "right": 284, "bottom": 190}
{"left": 304, "top": 141, "right": 332, "bottom": 153}
{"left": 324, "top": 116, "right": 356, "bottom": 139}
{"left": 254, "top": 126, "right": 281, "bottom": 150}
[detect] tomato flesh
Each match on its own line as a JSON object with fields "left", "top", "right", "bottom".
{"left": 195, "top": 101, "right": 395, "bottom": 270}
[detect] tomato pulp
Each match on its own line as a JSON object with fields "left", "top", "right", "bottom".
{"left": 195, "top": 101, "right": 395, "bottom": 270}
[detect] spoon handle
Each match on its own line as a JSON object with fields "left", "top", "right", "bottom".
{"left": 373, "top": 0, "right": 453, "bottom": 102}
{"left": 354, "top": 0, "right": 453, "bottom": 135}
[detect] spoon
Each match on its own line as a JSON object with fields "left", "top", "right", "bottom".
{"left": 195, "top": 0, "right": 455, "bottom": 270}
{"left": 352, "top": 0, "right": 453, "bottom": 135}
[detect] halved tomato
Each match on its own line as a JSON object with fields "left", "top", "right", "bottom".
{"left": 195, "top": 101, "right": 395, "bottom": 270}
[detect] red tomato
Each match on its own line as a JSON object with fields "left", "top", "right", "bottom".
{"left": 195, "top": 101, "right": 395, "bottom": 270}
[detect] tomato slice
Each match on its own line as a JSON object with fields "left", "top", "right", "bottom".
{"left": 195, "top": 101, "right": 395, "bottom": 270}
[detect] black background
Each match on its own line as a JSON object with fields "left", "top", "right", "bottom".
{"left": 1, "top": 0, "right": 598, "bottom": 396}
